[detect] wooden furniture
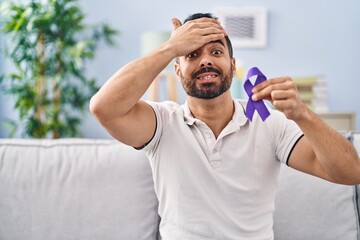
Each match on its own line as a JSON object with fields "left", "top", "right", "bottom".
{"left": 318, "top": 112, "right": 356, "bottom": 131}
{"left": 148, "top": 71, "right": 178, "bottom": 102}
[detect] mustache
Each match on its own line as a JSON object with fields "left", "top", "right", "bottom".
{"left": 192, "top": 67, "right": 222, "bottom": 79}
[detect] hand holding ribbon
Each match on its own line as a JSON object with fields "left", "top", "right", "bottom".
{"left": 244, "top": 67, "right": 270, "bottom": 121}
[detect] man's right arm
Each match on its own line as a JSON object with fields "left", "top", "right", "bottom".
{"left": 89, "top": 43, "right": 174, "bottom": 148}
{"left": 89, "top": 17, "right": 226, "bottom": 148}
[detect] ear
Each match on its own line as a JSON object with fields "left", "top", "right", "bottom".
{"left": 231, "top": 58, "right": 236, "bottom": 76}
{"left": 174, "top": 60, "right": 182, "bottom": 82}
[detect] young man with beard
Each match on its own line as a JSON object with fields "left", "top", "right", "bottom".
{"left": 90, "top": 13, "right": 360, "bottom": 240}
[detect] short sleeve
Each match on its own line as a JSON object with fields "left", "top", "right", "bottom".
{"left": 265, "top": 108, "right": 304, "bottom": 164}
{"left": 142, "top": 101, "right": 180, "bottom": 156}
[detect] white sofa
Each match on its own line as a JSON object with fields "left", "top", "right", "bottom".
{"left": 0, "top": 136, "right": 359, "bottom": 240}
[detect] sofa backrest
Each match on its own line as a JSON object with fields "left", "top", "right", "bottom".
{"left": 0, "top": 139, "right": 160, "bottom": 240}
{"left": 1, "top": 135, "right": 360, "bottom": 240}
{"left": 274, "top": 166, "right": 360, "bottom": 240}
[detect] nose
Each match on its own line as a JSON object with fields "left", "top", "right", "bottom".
{"left": 199, "top": 54, "right": 213, "bottom": 68}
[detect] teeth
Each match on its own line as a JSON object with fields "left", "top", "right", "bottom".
{"left": 199, "top": 75, "right": 216, "bottom": 80}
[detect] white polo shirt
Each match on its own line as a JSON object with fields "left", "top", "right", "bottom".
{"left": 143, "top": 100, "right": 303, "bottom": 240}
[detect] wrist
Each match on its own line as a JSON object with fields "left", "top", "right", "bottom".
{"left": 294, "top": 105, "right": 316, "bottom": 126}
{"left": 157, "top": 40, "right": 180, "bottom": 61}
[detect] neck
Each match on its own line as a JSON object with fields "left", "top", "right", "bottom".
{"left": 187, "top": 92, "right": 234, "bottom": 138}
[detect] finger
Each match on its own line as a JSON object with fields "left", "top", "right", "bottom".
{"left": 252, "top": 77, "right": 289, "bottom": 93}
{"left": 252, "top": 77, "right": 294, "bottom": 101}
{"left": 273, "top": 99, "right": 296, "bottom": 114}
{"left": 172, "top": 18, "right": 182, "bottom": 31}
{"left": 202, "top": 33, "right": 226, "bottom": 43}
{"left": 252, "top": 87, "right": 293, "bottom": 101}
{"left": 273, "top": 98, "right": 293, "bottom": 108}
{"left": 271, "top": 89, "right": 296, "bottom": 101}
{"left": 197, "top": 27, "right": 226, "bottom": 39}
{"left": 187, "top": 17, "right": 221, "bottom": 25}
{"left": 185, "top": 18, "right": 225, "bottom": 32}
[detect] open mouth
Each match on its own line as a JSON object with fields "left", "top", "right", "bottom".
{"left": 192, "top": 67, "right": 222, "bottom": 81}
{"left": 197, "top": 74, "right": 218, "bottom": 80}
{"left": 196, "top": 73, "right": 219, "bottom": 84}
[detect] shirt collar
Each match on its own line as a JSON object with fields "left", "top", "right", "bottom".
{"left": 232, "top": 99, "right": 248, "bottom": 127}
{"left": 182, "top": 101, "right": 197, "bottom": 125}
{"left": 182, "top": 100, "right": 248, "bottom": 127}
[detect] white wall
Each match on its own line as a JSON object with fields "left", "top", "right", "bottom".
{"left": 1, "top": 0, "right": 359, "bottom": 138}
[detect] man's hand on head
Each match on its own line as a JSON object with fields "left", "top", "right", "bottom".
{"left": 167, "top": 17, "right": 226, "bottom": 58}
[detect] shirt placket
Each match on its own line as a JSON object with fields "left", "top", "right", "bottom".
{"left": 199, "top": 124, "right": 223, "bottom": 169}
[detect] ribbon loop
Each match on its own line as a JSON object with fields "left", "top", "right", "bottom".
{"left": 244, "top": 67, "right": 270, "bottom": 121}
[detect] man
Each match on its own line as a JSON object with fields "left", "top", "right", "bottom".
{"left": 90, "top": 13, "right": 360, "bottom": 240}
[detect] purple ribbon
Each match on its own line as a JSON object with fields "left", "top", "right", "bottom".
{"left": 244, "top": 67, "right": 270, "bottom": 121}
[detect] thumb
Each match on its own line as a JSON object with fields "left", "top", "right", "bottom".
{"left": 172, "top": 18, "right": 182, "bottom": 30}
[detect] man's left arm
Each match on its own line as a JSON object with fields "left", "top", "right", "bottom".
{"left": 252, "top": 76, "right": 360, "bottom": 185}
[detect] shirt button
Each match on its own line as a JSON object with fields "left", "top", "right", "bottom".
{"left": 205, "top": 132, "right": 211, "bottom": 138}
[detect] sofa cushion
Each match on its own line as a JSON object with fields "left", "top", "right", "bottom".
{"left": 0, "top": 139, "right": 160, "bottom": 240}
{"left": 274, "top": 165, "right": 360, "bottom": 240}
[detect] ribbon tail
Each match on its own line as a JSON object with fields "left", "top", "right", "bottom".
{"left": 245, "top": 100, "right": 256, "bottom": 121}
{"left": 253, "top": 100, "right": 270, "bottom": 121}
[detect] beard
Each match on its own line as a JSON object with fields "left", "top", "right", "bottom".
{"left": 180, "top": 66, "right": 233, "bottom": 99}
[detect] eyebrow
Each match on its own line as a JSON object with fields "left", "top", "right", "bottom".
{"left": 208, "top": 40, "right": 225, "bottom": 47}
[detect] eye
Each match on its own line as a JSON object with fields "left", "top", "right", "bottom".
{"left": 212, "top": 49, "right": 222, "bottom": 55}
{"left": 187, "top": 52, "right": 198, "bottom": 58}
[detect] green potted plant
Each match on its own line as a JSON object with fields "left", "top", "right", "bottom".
{"left": 0, "top": 0, "right": 118, "bottom": 138}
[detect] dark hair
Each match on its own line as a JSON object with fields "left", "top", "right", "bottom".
{"left": 183, "top": 13, "right": 233, "bottom": 58}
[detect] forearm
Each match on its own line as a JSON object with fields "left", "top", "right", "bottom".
{"left": 90, "top": 43, "right": 175, "bottom": 120}
{"left": 296, "top": 108, "right": 360, "bottom": 184}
